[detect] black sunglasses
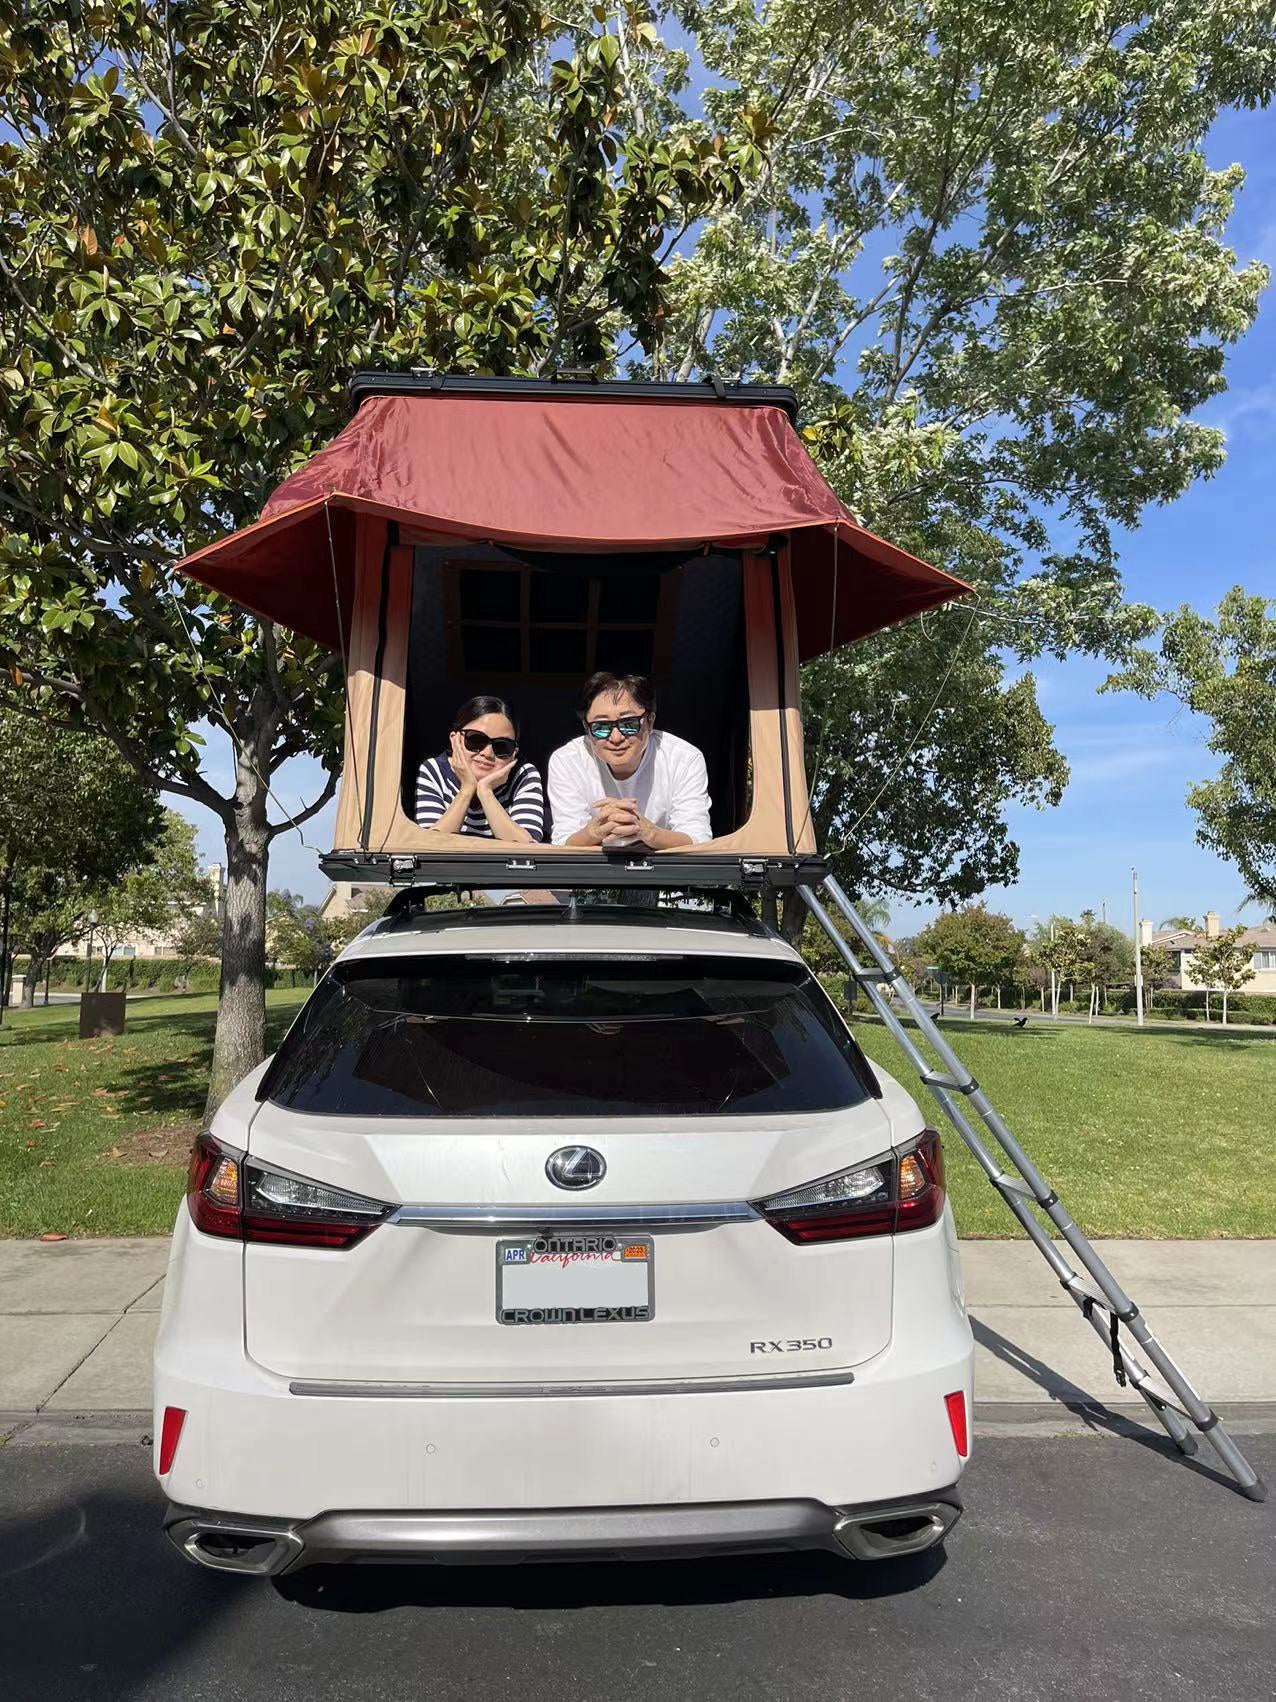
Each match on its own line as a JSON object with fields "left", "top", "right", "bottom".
{"left": 459, "top": 729, "right": 518, "bottom": 759}
{"left": 585, "top": 715, "right": 647, "bottom": 741}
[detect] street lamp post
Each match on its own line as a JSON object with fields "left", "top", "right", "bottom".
{"left": 0, "top": 865, "right": 11, "bottom": 1025}
{"left": 84, "top": 911, "right": 98, "bottom": 995}
{"left": 1132, "top": 867, "right": 1145, "bottom": 1029}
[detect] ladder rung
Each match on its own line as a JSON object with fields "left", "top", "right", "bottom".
{"left": 856, "top": 967, "right": 898, "bottom": 983}
{"left": 1064, "top": 1273, "right": 1121, "bottom": 1312}
{"left": 993, "top": 1174, "right": 1039, "bottom": 1201}
{"left": 921, "top": 1070, "right": 979, "bottom": 1096}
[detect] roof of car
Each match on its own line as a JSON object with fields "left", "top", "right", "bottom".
{"left": 339, "top": 902, "right": 805, "bottom": 966}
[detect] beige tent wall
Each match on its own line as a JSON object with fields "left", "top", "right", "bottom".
{"left": 331, "top": 531, "right": 817, "bottom": 860}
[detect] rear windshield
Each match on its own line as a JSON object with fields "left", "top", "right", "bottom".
{"left": 260, "top": 954, "right": 879, "bottom": 1118}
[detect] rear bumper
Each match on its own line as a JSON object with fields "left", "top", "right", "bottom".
{"left": 154, "top": 1206, "right": 974, "bottom": 1526}
{"left": 166, "top": 1488, "right": 962, "bottom": 1576}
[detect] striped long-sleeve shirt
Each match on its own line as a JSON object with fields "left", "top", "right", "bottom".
{"left": 415, "top": 753, "right": 546, "bottom": 841}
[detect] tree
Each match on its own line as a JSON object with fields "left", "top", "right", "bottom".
{"left": 1160, "top": 916, "right": 1202, "bottom": 932}
{"left": 646, "top": 1, "right": 1273, "bottom": 915}
{"left": 326, "top": 888, "right": 393, "bottom": 954}
{"left": 267, "top": 889, "right": 332, "bottom": 981}
{"left": 1140, "top": 943, "right": 1174, "bottom": 1013}
{"left": 1190, "top": 924, "right": 1256, "bottom": 1025}
{"left": 1035, "top": 917, "right": 1090, "bottom": 1019}
{"left": 0, "top": 708, "right": 163, "bottom": 1012}
{"left": 92, "top": 812, "right": 209, "bottom": 981}
{"left": 914, "top": 905, "right": 1025, "bottom": 1019}
{"left": 0, "top": 3, "right": 763, "bottom": 1110}
{"left": 170, "top": 909, "right": 223, "bottom": 990}
{"left": 1109, "top": 590, "right": 1276, "bottom": 910}
{"left": 1079, "top": 909, "right": 1134, "bottom": 1018}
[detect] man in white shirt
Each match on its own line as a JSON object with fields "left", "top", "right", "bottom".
{"left": 548, "top": 672, "right": 712, "bottom": 848}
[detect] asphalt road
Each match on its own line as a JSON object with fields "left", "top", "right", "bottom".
{"left": 2, "top": 1434, "right": 1272, "bottom": 1702}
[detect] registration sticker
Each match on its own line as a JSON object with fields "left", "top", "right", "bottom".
{"left": 496, "top": 1234, "right": 654, "bottom": 1324}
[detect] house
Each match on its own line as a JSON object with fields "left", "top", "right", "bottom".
{"left": 319, "top": 882, "right": 392, "bottom": 924}
{"left": 1140, "top": 910, "right": 1276, "bottom": 994}
{"left": 60, "top": 864, "right": 226, "bottom": 962}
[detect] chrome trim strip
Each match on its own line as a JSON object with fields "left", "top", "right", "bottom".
{"left": 288, "top": 1367, "right": 856, "bottom": 1399}
{"left": 387, "top": 1200, "right": 760, "bottom": 1229}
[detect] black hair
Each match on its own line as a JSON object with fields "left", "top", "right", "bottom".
{"left": 577, "top": 672, "right": 656, "bottom": 721}
{"left": 451, "top": 695, "right": 518, "bottom": 736}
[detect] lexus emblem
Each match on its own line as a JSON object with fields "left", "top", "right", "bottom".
{"left": 546, "top": 1146, "right": 606, "bottom": 1190}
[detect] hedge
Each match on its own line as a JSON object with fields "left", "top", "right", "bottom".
{"left": 13, "top": 956, "right": 314, "bottom": 995}
{"left": 1113, "top": 987, "right": 1276, "bottom": 1024}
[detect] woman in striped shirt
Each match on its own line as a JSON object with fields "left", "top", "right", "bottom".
{"left": 415, "top": 696, "right": 545, "bottom": 843}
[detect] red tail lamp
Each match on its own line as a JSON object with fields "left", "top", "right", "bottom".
{"left": 944, "top": 1390, "right": 969, "bottom": 1459}
{"left": 158, "top": 1405, "right": 187, "bottom": 1475}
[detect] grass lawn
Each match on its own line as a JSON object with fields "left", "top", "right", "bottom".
{"left": 0, "top": 991, "right": 1272, "bottom": 1238}
{"left": 0, "top": 990, "right": 308, "bottom": 1239}
{"left": 854, "top": 1017, "right": 1276, "bottom": 1238}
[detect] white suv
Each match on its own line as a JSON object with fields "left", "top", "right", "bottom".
{"left": 153, "top": 900, "right": 974, "bottom": 1576}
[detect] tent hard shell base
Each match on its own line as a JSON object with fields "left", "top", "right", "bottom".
{"left": 319, "top": 849, "right": 829, "bottom": 892}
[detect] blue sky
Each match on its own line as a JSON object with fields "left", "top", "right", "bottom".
{"left": 173, "top": 104, "right": 1275, "bottom": 939}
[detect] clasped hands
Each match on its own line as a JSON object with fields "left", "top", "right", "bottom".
{"left": 585, "top": 795, "right": 654, "bottom": 847}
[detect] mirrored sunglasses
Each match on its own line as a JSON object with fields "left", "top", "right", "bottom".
{"left": 586, "top": 716, "right": 646, "bottom": 741}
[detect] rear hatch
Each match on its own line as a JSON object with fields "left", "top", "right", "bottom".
{"left": 242, "top": 949, "right": 899, "bottom": 1387}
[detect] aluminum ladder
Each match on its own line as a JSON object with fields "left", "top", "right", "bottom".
{"left": 800, "top": 875, "right": 1267, "bottom": 1502}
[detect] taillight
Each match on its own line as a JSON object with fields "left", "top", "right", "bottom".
{"left": 158, "top": 1405, "right": 186, "bottom": 1475}
{"left": 945, "top": 1389, "right": 969, "bottom": 1458}
{"left": 186, "top": 1132, "right": 391, "bottom": 1249}
{"left": 757, "top": 1130, "right": 945, "bottom": 1244}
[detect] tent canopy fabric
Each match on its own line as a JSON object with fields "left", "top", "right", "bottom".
{"left": 177, "top": 388, "right": 967, "bottom": 658}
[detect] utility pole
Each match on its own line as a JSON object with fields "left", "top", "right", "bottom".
{"left": 1132, "top": 867, "right": 1145, "bottom": 1029}
{"left": 0, "top": 866, "right": 10, "bottom": 1028}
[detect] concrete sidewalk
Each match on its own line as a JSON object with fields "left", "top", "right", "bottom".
{"left": 2, "top": 1237, "right": 1274, "bottom": 1441}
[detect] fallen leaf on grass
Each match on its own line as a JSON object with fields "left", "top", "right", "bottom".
{"left": 107, "top": 1145, "right": 125, "bottom": 1159}
{"left": 24, "top": 1140, "right": 38, "bottom": 1149}
{"left": 29, "top": 1118, "right": 45, "bottom": 1129}
{"left": 38, "top": 1159, "right": 55, "bottom": 1168}
{"left": 39, "top": 1232, "right": 67, "bottom": 1243}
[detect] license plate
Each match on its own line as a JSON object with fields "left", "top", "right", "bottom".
{"left": 496, "top": 1234, "right": 654, "bottom": 1325}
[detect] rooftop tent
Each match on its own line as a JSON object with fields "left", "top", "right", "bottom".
{"left": 177, "top": 374, "right": 968, "bottom": 887}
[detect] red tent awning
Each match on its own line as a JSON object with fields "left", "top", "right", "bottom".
{"left": 177, "top": 390, "right": 967, "bottom": 659}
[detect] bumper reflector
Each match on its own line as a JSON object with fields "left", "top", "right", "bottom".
{"left": 158, "top": 1405, "right": 187, "bottom": 1475}
{"left": 944, "top": 1390, "right": 969, "bottom": 1458}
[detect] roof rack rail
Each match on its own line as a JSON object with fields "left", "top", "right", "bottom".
{"left": 321, "top": 850, "right": 827, "bottom": 893}
{"left": 379, "top": 885, "right": 768, "bottom": 932}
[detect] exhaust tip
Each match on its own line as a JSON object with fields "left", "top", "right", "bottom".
{"left": 172, "top": 1522, "right": 303, "bottom": 1577}
{"left": 833, "top": 1499, "right": 960, "bottom": 1561}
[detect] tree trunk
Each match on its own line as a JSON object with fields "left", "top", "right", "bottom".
{"left": 1222, "top": 990, "right": 1228, "bottom": 1026}
{"left": 1204, "top": 990, "right": 1210, "bottom": 1022}
{"left": 204, "top": 783, "right": 270, "bottom": 1120}
{"left": 20, "top": 950, "right": 47, "bottom": 1009}
{"left": 969, "top": 983, "right": 976, "bottom": 1019}
{"left": 778, "top": 893, "right": 807, "bottom": 949}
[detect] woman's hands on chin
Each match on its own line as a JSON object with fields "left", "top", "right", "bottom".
{"left": 449, "top": 731, "right": 478, "bottom": 788}
{"left": 475, "top": 756, "right": 517, "bottom": 795}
